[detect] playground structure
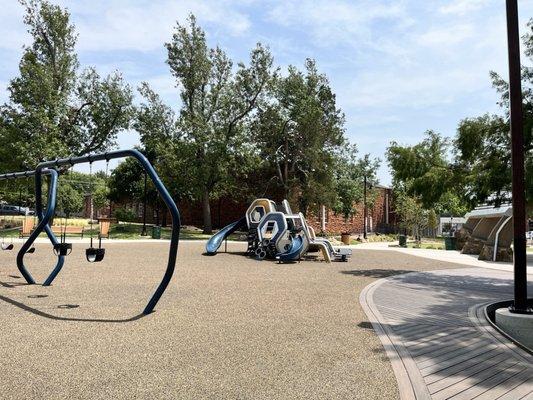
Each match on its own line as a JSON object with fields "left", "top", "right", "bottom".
{"left": 0, "top": 149, "right": 180, "bottom": 315}
{"left": 456, "top": 205, "right": 514, "bottom": 262}
{"left": 206, "top": 198, "right": 352, "bottom": 263}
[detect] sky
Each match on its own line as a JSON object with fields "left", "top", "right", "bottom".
{"left": 0, "top": 0, "right": 532, "bottom": 184}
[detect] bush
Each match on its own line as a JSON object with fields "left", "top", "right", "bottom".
{"left": 114, "top": 207, "right": 137, "bottom": 223}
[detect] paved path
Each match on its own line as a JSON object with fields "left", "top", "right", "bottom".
{"left": 356, "top": 242, "right": 533, "bottom": 274}
{"left": 361, "top": 267, "right": 533, "bottom": 400}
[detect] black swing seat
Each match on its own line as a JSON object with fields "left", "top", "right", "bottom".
{"left": 53, "top": 243, "right": 72, "bottom": 256}
{"left": 86, "top": 247, "right": 105, "bottom": 263}
{"left": 1, "top": 243, "right": 14, "bottom": 251}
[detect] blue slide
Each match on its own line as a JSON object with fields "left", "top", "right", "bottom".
{"left": 205, "top": 217, "right": 247, "bottom": 255}
{"left": 276, "top": 235, "right": 304, "bottom": 262}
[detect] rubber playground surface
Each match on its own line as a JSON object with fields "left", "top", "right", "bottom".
{"left": 0, "top": 241, "right": 462, "bottom": 399}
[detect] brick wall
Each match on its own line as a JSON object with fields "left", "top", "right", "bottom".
{"left": 108, "top": 186, "right": 396, "bottom": 234}
{"left": 306, "top": 186, "right": 396, "bottom": 235}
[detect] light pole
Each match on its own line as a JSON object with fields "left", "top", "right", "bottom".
{"left": 505, "top": 0, "right": 530, "bottom": 313}
{"left": 141, "top": 171, "right": 148, "bottom": 236}
{"left": 363, "top": 174, "right": 367, "bottom": 240}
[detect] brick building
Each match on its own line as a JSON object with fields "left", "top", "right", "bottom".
{"left": 305, "top": 185, "right": 396, "bottom": 235}
{"left": 105, "top": 185, "right": 396, "bottom": 235}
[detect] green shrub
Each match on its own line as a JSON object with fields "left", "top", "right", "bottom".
{"left": 114, "top": 207, "right": 137, "bottom": 223}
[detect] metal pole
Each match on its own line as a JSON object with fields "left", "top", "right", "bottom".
{"left": 0, "top": 169, "right": 65, "bottom": 285}
{"left": 505, "top": 0, "right": 530, "bottom": 313}
{"left": 363, "top": 174, "right": 367, "bottom": 240}
{"left": 141, "top": 171, "right": 148, "bottom": 236}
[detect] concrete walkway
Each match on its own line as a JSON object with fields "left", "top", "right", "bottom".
{"left": 360, "top": 266, "right": 533, "bottom": 400}
{"left": 356, "top": 241, "right": 533, "bottom": 275}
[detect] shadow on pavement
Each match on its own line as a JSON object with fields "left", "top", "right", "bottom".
{"left": 0, "top": 294, "right": 146, "bottom": 323}
{"left": 341, "top": 269, "right": 415, "bottom": 278}
{"left": 362, "top": 270, "right": 533, "bottom": 397}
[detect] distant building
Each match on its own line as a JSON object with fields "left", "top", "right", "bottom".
{"left": 438, "top": 216, "right": 466, "bottom": 236}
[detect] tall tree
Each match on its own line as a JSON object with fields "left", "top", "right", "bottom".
{"left": 134, "top": 83, "right": 193, "bottom": 204}
{"left": 332, "top": 145, "right": 380, "bottom": 221}
{"left": 165, "top": 15, "right": 274, "bottom": 233}
{"left": 387, "top": 130, "right": 462, "bottom": 209}
{"left": 0, "top": 0, "right": 133, "bottom": 173}
{"left": 455, "top": 18, "right": 533, "bottom": 208}
{"left": 395, "top": 192, "right": 428, "bottom": 240}
{"left": 455, "top": 114, "right": 512, "bottom": 207}
{"left": 253, "top": 59, "right": 346, "bottom": 214}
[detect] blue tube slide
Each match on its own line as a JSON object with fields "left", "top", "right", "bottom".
{"left": 276, "top": 235, "right": 304, "bottom": 262}
{"left": 205, "top": 217, "right": 247, "bottom": 255}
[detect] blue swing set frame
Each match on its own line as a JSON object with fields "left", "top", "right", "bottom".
{"left": 0, "top": 149, "right": 180, "bottom": 315}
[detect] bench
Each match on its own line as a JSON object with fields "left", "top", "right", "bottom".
{"left": 19, "top": 218, "right": 35, "bottom": 238}
{"left": 98, "top": 218, "right": 115, "bottom": 239}
{"left": 51, "top": 225, "right": 85, "bottom": 238}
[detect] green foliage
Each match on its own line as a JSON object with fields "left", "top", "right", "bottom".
{"left": 56, "top": 178, "right": 83, "bottom": 217}
{"left": 108, "top": 157, "right": 144, "bottom": 203}
{"left": 427, "top": 209, "right": 438, "bottom": 236}
{"left": 92, "top": 184, "right": 109, "bottom": 212}
{"left": 253, "top": 59, "right": 346, "bottom": 214}
{"left": 113, "top": 207, "right": 137, "bottom": 223}
{"left": 164, "top": 14, "right": 275, "bottom": 232}
{"left": 107, "top": 154, "right": 162, "bottom": 220}
{"left": 0, "top": 0, "right": 132, "bottom": 173}
{"left": 395, "top": 192, "right": 428, "bottom": 239}
{"left": 387, "top": 130, "right": 460, "bottom": 209}
{"left": 433, "top": 191, "right": 469, "bottom": 217}
{"left": 454, "top": 19, "right": 533, "bottom": 208}
{"left": 134, "top": 83, "right": 193, "bottom": 202}
{"left": 332, "top": 145, "right": 380, "bottom": 221}
{"left": 54, "top": 170, "right": 107, "bottom": 218}
{"left": 0, "top": 7, "right": 383, "bottom": 232}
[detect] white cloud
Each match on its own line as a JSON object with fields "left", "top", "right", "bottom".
{"left": 0, "top": 1, "right": 29, "bottom": 51}
{"left": 416, "top": 23, "right": 474, "bottom": 46}
{"left": 70, "top": 0, "right": 251, "bottom": 52}
{"left": 0, "top": 0, "right": 252, "bottom": 53}
{"left": 267, "top": 0, "right": 413, "bottom": 47}
{"left": 439, "top": 0, "right": 490, "bottom": 16}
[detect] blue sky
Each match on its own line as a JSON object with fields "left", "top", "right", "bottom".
{"left": 1, "top": 0, "right": 532, "bottom": 184}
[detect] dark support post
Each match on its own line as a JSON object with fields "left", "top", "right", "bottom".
{"left": 0, "top": 169, "right": 64, "bottom": 285}
{"left": 141, "top": 171, "right": 148, "bottom": 236}
{"left": 506, "top": 0, "right": 530, "bottom": 313}
{"left": 363, "top": 174, "right": 367, "bottom": 240}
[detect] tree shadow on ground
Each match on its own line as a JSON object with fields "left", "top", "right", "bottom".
{"left": 362, "top": 270, "right": 533, "bottom": 398}
{"left": 202, "top": 251, "right": 248, "bottom": 257}
{"left": 341, "top": 269, "right": 415, "bottom": 278}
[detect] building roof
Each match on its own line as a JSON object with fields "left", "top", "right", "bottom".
{"left": 464, "top": 205, "right": 512, "bottom": 219}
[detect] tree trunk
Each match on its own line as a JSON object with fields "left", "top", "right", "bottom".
{"left": 202, "top": 188, "right": 212, "bottom": 234}
{"left": 162, "top": 208, "right": 167, "bottom": 227}
{"left": 284, "top": 135, "right": 289, "bottom": 199}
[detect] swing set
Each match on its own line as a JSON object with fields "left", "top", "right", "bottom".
{"left": 0, "top": 149, "right": 181, "bottom": 315}
{"left": 0, "top": 179, "right": 37, "bottom": 253}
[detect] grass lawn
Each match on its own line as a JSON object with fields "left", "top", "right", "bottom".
{"left": 350, "top": 233, "right": 398, "bottom": 245}
{"left": 388, "top": 237, "right": 446, "bottom": 250}
{"left": 406, "top": 240, "right": 445, "bottom": 250}
{"left": 0, "top": 221, "right": 246, "bottom": 241}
